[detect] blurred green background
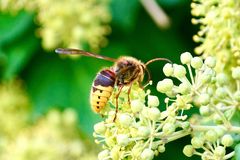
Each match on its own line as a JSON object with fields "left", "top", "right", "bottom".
{"left": 0, "top": 0, "right": 200, "bottom": 159}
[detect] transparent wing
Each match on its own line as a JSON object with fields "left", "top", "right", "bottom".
{"left": 55, "top": 48, "right": 117, "bottom": 62}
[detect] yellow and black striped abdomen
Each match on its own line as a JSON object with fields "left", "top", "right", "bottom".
{"left": 90, "top": 69, "right": 116, "bottom": 113}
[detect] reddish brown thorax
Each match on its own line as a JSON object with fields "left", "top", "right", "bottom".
{"left": 114, "top": 56, "right": 145, "bottom": 86}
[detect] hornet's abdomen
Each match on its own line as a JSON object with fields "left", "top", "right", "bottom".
{"left": 90, "top": 69, "right": 116, "bottom": 113}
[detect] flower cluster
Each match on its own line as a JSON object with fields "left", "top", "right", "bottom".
{"left": 0, "top": 109, "right": 97, "bottom": 160}
{"left": 93, "top": 52, "right": 240, "bottom": 160}
{"left": 94, "top": 84, "right": 189, "bottom": 160}
{"left": 159, "top": 52, "right": 240, "bottom": 124}
{"left": 0, "top": 81, "right": 97, "bottom": 160}
{"left": 161, "top": 52, "right": 240, "bottom": 159}
{"left": 191, "top": 0, "right": 240, "bottom": 72}
{"left": 183, "top": 131, "right": 235, "bottom": 159}
{"left": 0, "top": 0, "right": 111, "bottom": 50}
{"left": 0, "top": 80, "right": 30, "bottom": 138}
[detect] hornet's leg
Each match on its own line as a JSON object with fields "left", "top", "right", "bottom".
{"left": 113, "top": 85, "right": 124, "bottom": 122}
{"left": 127, "top": 83, "right": 133, "bottom": 106}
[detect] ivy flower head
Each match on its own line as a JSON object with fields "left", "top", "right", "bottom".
{"left": 93, "top": 77, "right": 190, "bottom": 159}
{"left": 191, "top": 0, "right": 240, "bottom": 72}
{"left": 93, "top": 52, "right": 240, "bottom": 160}
{"left": 0, "top": 81, "right": 30, "bottom": 138}
{"left": 0, "top": 0, "right": 111, "bottom": 50}
{"left": 0, "top": 109, "right": 97, "bottom": 160}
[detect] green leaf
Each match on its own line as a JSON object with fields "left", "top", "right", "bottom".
{"left": 231, "top": 111, "right": 240, "bottom": 126}
{"left": 0, "top": 11, "right": 34, "bottom": 46}
{"left": 2, "top": 33, "right": 39, "bottom": 80}
{"left": 157, "top": 0, "right": 190, "bottom": 7}
{"left": 110, "top": 0, "right": 140, "bottom": 31}
{"left": 23, "top": 53, "right": 110, "bottom": 135}
{"left": 0, "top": 11, "right": 38, "bottom": 80}
{"left": 235, "top": 144, "right": 240, "bottom": 160}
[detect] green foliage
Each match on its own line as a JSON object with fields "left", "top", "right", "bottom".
{"left": 110, "top": 0, "right": 140, "bottom": 31}
{"left": 235, "top": 144, "right": 240, "bottom": 160}
{"left": 24, "top": 53, "right": 105, "bottom": 134}
{"left": 0, "top": 81, "right": 97, "bottom": 159}
{"left": 0, "top": 11, "right": 38, "bottom": 80}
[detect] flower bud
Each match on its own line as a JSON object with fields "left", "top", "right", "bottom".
{"left": 215, "top": 87, "right": 228, "bottom": 98}
{"left": 205, "top": 56, "right": 216, "bottom": 68}
{"left": 173, "top": 64, "right": 187, "bottom": 78}
{"left": 221, "top": 134, "right": 233, "bottom": 147}
{"left": 98, "top": 149, "right": 110, "bottom": 160}
{"left": 199, "top": 106, "right": 210, "bottom": 116}
{"left": 180, "top": 52, "right": 193, "bottom": 64}
{"left": 147, "top": 95, "right": 159, "bottom": 107}
{"left": 166, "top": 90, "right": 177, "bottom": 97}
{"left": 110, "top": 146, "right": 121, "bottom": 160}
{"left": 94, "top": 122, "right": 106, "bottom": 134}
{"left": 205, "top": 130, "right": 218, "bottom": 142}
{"left": 164, "top": 97, "right": 169, "bottom": 104}
{"left": 191, "top": 137, "right": 204, "bottom": 148}
{"left": 160, "top": 111, "right": 168, "bottom": 120}
{"left": 162, "top": 123, "right": 175, "bottom": 135}
{"left": 183, "top": 145, "right": 194, "bottom": 157}
{"left": 232, "top": 67, "right": 240, "bottom": 79}
{"left": 178, "top": 82, "right": 191, "bottom": 94}
{"left": 158, "top": 145, "right": 165, "bottom": 153}
{"left": 138, "top": 126, "right": 151, "bottom": 138}
{"left": 201, "top": 72, "right": 212, "bottom": 84}
{"left": 191, "top": 57, "right": 203, "bottom": 69}
{"left": 116, "top": 134, "right": 129, "bottom": 146}
{"left": 157, "top": 79, "right": 174, "bottom": 93}
{"left": 140, "top": 148, "right": 154, "bottom": 160}
{"left": 147, "top": 107, "right": 161, "bottom": 121}
{"left": 198, "top": 93, "right": 210, "bottom": 105}
{"left": 207, "top": 86, "right": 215, "bottom": 96}
{"left": 214, "top": 146, "right": 226, "bottom": 157}
{"left": 176, "top": 95, "right": 185, "bottom": 109}
{"left": 234, "top": 91, "right": 240, "bottom": 101}
{"left": 154, "top": 150, "right": 159, "bottom": 156}
{"left": 131, "top": 99, "right": 144, "bottom": 113}
{"left": 202, "top": 151, "right": 210, "bottom": 160}
{"left": 119, "top": 114, "right": 132, "bottom": 127}
{"left": 163, "top": 63, "right": 174, "bottom": 76}
{"left": 216, "top": 73, "right": 229, "bottom": 85}
{"left": 215, "top": 127, "right": 225, "bottom": 137}
{"left": 105, "top": 137, "right": 115, "bottom": 147}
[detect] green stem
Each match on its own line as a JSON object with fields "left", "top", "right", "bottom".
{"left": 216, "top": 97, "right": 234, "bottom": 106}
{"left": 224, "top": 151, "right": 235, "bottom": 160}
{"left": 191, "top": 125, "right": 240, "bottom": 134}
{"left": 187, "top": 64, "right": 195, "bottom": 85}
{"left": 194, "top": 151, "right": 203, "bottom": 156}
{"left": 155, "top": 130, "right": 191, "bottom": 143}
{"left": 206, "top": 142, "right": 214, "bottom": 152}
{"left": 212, "top": 104, "right": 232, "bottom": 128}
